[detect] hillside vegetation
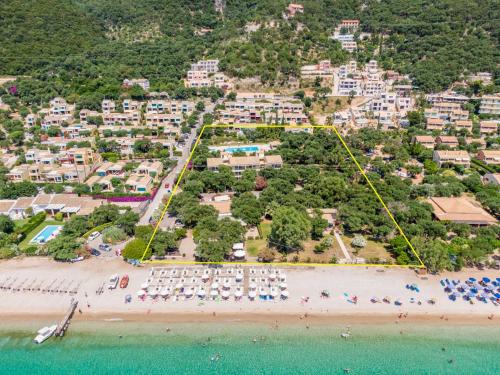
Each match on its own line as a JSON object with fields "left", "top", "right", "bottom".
{"left": 0, "top": 0, "right": 498, "bottom": 103}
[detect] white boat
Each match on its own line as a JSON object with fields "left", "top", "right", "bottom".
{"left": 107, "top": 274, "right": 119, "bottom": 290}
{"left": 33, "top": 325, "right": 57, "bottom": 344}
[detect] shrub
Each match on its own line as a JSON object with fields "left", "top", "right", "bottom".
{"left": 351, "top": 235, "right": 367, "bottom": 248}
{"left": 258, "top": 248, "right": 275, "bottom": 263}
{"left": 102, "top": 226, "right": 128, "bottom": 244}
{"left": 123, "top": 238, "right": 149, "bottom": 260}
{"left": 54, "top": 212, "right": 64, "bottom": 222}
{"left": 23, "top": 246, "right": 39, "bottom": 256}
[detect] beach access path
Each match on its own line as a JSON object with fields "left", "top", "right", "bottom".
{"left": 0, "top": 257, "right": 498, "bottom": 324}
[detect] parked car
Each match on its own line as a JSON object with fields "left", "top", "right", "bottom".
{"left": 120, "top": 275, "right": 129, "bottom": 289}
{"left": 107, "top": 274, "right": 119, "bottom": 289}
{"left": 90, "top": 248, "right": 101, "bottom": 256}
{"left": 70, "top": 256, "right": 84, "bottom": 263}
{"left": 88, "top": 231, "right": 100, "bottom": 241}
{"left": 164, "top": 183, "right": 170, "bottom": 188}
{"left": 99, "top": 244, "right": 112, "bottom": 252}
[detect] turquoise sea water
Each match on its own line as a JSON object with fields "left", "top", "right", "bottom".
{"left": 0, "top": 321, "right": 499, "bottom": 374}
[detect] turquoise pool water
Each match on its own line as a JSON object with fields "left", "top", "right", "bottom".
{"left": 30, "top": 225, "right": 62, "bottom": 244}
{"left": 224, "top": 146, "right": 260, "bottom": 153}
{"left": 1, "top": 321, "right": 499, "bottom": 374}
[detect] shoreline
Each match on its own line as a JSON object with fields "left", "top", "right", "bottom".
{"left": 1, "top": 311, "right": 499, "bottom": 328}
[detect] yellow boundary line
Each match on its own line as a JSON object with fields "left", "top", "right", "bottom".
{"left": 140, "top": 124, "right": 425, "bottom": 269}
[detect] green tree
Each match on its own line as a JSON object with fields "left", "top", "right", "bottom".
{"left": 270, "top": 206, "right": 311, "bottom": 252}
{"left": 123, "top": 238, "right": 149, "bottom": 260}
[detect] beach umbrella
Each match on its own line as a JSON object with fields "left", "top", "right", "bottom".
{"left": 223, "top": 281, "right": 231, "bottom": 290}
{"left": 160, "top": 288, "right": 170, "bottom": 298}
{"left": 496, "top": 278, "right": 500, "bottom": 283}
{"left": 280, "top": 282, "right": 288, "bottom": 290}
{"left": 234, "top": 289, "right": 243, "bottom": 298}
{"left": 210, "top": 289, "right": 219, "bottom": 297}
{"left": 197, "top": 289, "right": 206, "bottom": 298}
{"left": 269, "top": 273, "right": 277, "bottom": 281}
{"left": 149, "top": 290, "right": 158, "bottom": 298}
{"left": 185, "top": 288, "right": 194, "bottom": 297}
{"left": 235, "top": 274, "right": 243, "bottom": 282}
{"left": 259, "top": 288, "right": 268, "bottom": 297}
{"left": 483, "top": 277, "right": 491, "bottom": 283}
{"left": 281, "top": 290, "right": 289, "bottom": 299}
{"left": 175, "top": 282, "right": 183, "bottom": 290}
{"left": 221, "top": 290, "right": 230, "bottom": 299}
{"left": 468, "top": 277, "right": 476, "bottom": 282}
{"left": 211, "top": 282, "right": 219, "bottom": 289}
{"left": 141, "top": 282, "right": 149, "bottom": 290}
{"left": 248, "top": 290, "right": 257, "bottom": 299}
{"left": 249, "top": 282, "right": 257, "bottom": 289}
{"left": 137, "top": 290, "right": 146, "bottom": 297}
{"left": 270, "top": 288, "right": 278, "bottom": 297}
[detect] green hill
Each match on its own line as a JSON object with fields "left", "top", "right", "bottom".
{"left": 0, "top": 0, "right": 498, "bottom": 103}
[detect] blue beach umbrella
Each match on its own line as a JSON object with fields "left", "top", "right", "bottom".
{"left": 483, "top": 277, "right": 491, "bottom": 283}
{"left": 496, "top": 278, "right": 500, "bottom": 283}
{"left": 494, "top": 293, "right": 500, "bottom": 299}
{"left": 469, "top": 277, "right": 476, "bottom": 282}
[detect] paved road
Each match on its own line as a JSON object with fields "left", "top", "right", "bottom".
{"left": 139, "top": 103, "right": 214, "bottom": 226}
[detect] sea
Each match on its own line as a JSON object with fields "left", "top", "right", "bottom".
{"left": 0, "top": 321, "right": 499, "bottom": 374}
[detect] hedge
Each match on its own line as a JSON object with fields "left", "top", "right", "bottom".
{"left": 15, "top": 212, "right": 47, "bottom": 243}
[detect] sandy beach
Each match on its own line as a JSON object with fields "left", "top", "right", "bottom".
{"left": 0, "top": 257, "right": 498, "bottom": 326}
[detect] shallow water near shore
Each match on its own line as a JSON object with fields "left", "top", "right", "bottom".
{"left": 1, "top": 321, "right": 499, "bottom": 374}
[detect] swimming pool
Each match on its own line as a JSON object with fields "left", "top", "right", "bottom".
{"left": 224, "top": 146, "right": 260, "bottom": 153}
{"left": 30, "top": 225, "right": 63, "bottom": 244}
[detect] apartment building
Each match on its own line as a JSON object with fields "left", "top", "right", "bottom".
{"left": 207, "top": 154, "right": 283, "bottom": 177}
{"left": 123, "top": 99, "right": 141, "bottom": 112}
{"left": 341, "top": 41, "right": 357, "bottom": 52}
{"left": 95, "top": 161, "right": 126, "bottom": 177}
{"left": 426, "top": 118, "right": 444, "bottom": 131}
{"left": 135, "top": 161, "right": 163, "bottom": 181}
{"left": 125, "top": 174, "right": 154, "bottom": 193}
{"left": 146, "top": 100, "right": 194, "bottom": 114}
{"left": 101, "top": 99, "right": 116, "bottom": 113}
{"left": 340, "top": 19, "right": 360, "bottom": 30}
{"left": 25, "top": 114, "right": 37, "bottom": 127}
{"left": 25, "top": 149, "right": 60, "bottom": 164}
{"left": 479, "top": 94, "right": 500, "bottom": 115}
{"left": 86, "top": 175, "right": 114, "bottom": 192}
{"left": 190, "top": 59, "right": 219, "bottom": 73}
{"left": 49, "top": 97, "right": 73, "bottom": 116}
{"left": 187, "top": 70, "right": 208, "bottom": 80}
{"left": 67, "top": 147, "right": 100, "bottom": 166}
{"left": 454, "top": 120, "right": 473, "bottom": 133}
{"left": 41, "top": 114, "right": 73, "bottom": 129}
{"left": 435, "top": 136, "right": 459, "bottom": 148}
{"left": 479, "top": 120, "right": 498, "bottom": 136}
{"left": 103, "top": 111, "right": 140, "bottom": 126}
{"left": 145, "top": 113, "right": 183, "bottom": 127}
{"left": 476, "top": 150, "right": 500, "bottom": 165}
{"left": 412, "top": 135, "right": 435, "bottom": 149}
{"left": 433, "top": 150, "right": 471, "bottom": 168}
{"left": 122, "top": 78, "right": 150, "bottom": 91}
{"left": 79, "top": 110, "right": 100, "bottom": 125}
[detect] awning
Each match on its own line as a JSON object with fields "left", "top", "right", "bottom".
{"left": 61, "top": 206, "right": 80, "bottom": 213}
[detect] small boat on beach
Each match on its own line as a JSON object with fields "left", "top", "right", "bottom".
{"left": 33, "top": 325, "right": 57, "bottom": 344}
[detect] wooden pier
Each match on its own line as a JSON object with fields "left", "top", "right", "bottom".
{"left": 55, "top": 299, "right": 78, "bottom": 337}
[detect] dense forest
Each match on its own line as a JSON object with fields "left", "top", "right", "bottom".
{"left": 0, "top": 0, "right": 499, "bottom": 103}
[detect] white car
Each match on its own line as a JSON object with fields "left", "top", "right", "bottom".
{"left": 88, "top": 231, "right": 100, "bottom": 241}
{"left": 107, "top": 274, "right": 119, "bottom": 290}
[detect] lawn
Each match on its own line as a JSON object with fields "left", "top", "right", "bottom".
{"left": 246, "top": 221, "right": 272, "bottom": 257}
{"left": 19, "top": 220, "right": 62, "bottom": 249}
{"left": 342, "top": 235, "right": 393, "bottom": 262}
{"left": 13, "top": 219, "right": 29, "bottom": 230}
